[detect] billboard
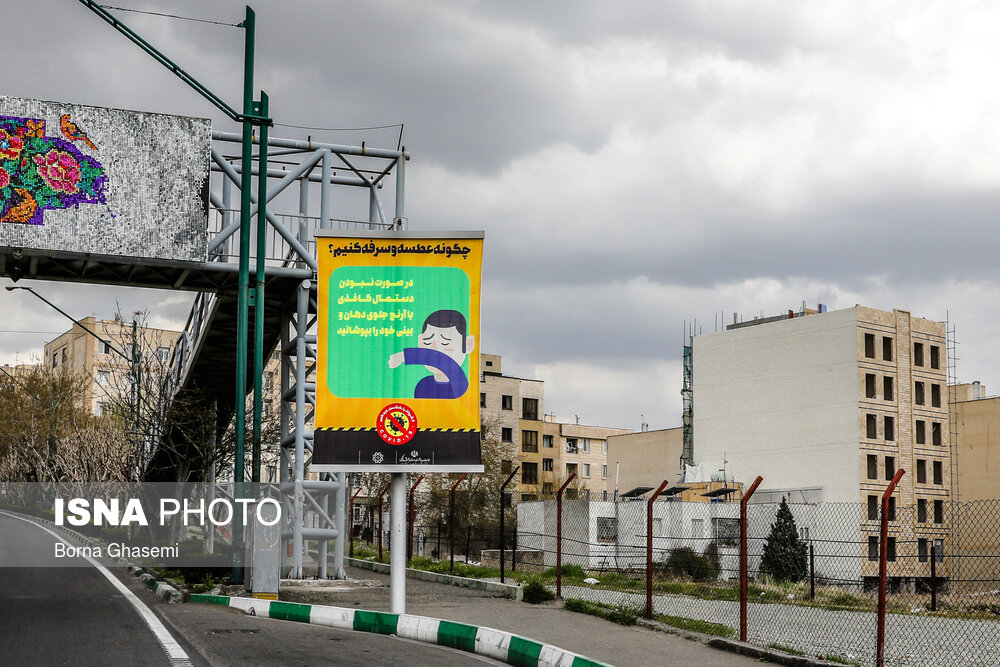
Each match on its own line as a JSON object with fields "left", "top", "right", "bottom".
{"left": 313, "top": 231, "right": 484, "bottom": 472}
{"left": 0, "top": 97, "right": 209, "bottom": 262}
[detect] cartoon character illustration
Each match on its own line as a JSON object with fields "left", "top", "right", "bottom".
{"left": 388, "top": 309, "right": 475, "bottom": 399}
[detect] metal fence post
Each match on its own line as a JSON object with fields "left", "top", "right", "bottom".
{"left": 348, "top": 487, "right": 362, "bottom": 558}
{"left": 877, "top": 468, "right": 905, "bottom": 667}
{"left": 500, "top": 467, "right": 519, "bottom": 583}
{"left": 556, "top": 473, "right": 577, "bottom": 599}
{"left": 377, "top": 482, "right": 390, "bottom": 562}
{"left": 407, "top": 474, "right": 424, "bottom": 563}
{"left": 646, "top": 480, "right": 670, "bottom": 620}
{"left": 809, "top": 542, "right": 815, "bottom": 600}
{"left": 740, "top": 476, "right": 764, "bottom": 643}
{"left": 450, "top": 474, "right": 468, "bottom": 574}
{"left": 930, "top": 543, "right": 938, "bottom": 612}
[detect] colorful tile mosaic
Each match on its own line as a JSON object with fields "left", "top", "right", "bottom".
{"left": 0, "top": 114, "right": 108, "bottom": 225}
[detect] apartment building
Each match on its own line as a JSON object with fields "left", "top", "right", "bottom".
{"left": 43, "top": 317, "right": 180, "bottom": 416}
{"left": 479, "top": 353, "right": 545, "bottom": 501}
{"left": 538, "top": 417, "right": 631, "bottom": 501}
{"left": 693, "top": 305, "right": 951, "bottom": 584}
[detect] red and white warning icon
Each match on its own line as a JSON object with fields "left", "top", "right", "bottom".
{"left": 376, "top": 403, "right": 418, "bottom": 445}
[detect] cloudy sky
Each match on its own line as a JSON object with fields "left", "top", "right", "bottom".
{"left": 3, "top": 1, "right": 1000, "bottom": 431}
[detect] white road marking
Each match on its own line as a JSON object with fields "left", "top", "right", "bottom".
{"left": 3, "top": 512, "right": 193, "bottom": 666}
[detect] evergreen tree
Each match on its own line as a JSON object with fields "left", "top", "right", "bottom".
{"left": 759, "top": 497, "right": 808, "bottom": 582}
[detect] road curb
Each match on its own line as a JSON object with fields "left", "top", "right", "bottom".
{"left": 190, "top": 594, "right": 611, "bottom": 667}
{"left": 345, "top": 556, "right": 523, "bottom": 600}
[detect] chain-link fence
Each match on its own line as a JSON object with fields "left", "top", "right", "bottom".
{"left": 349, "top": 489, "right": 1000, "bottom": 666}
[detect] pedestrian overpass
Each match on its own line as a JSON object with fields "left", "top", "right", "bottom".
{"left": 0, "top": 130, "right": 409, "bottom": 578}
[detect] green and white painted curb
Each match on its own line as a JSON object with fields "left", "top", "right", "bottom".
{"left": 190, "top": 594, "right": 612, "bottom": 667}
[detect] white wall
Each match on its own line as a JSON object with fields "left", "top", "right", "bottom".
{"left": 693, "top": 308, "right": 861, "bottom": 503}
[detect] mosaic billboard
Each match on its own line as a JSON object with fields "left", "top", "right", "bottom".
{"left": 313, "top": 231, "right": 484, "bottom": 472}
{"left": 0, "top": 97, "right": 209, "bottom": 262}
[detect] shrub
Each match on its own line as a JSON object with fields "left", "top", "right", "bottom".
{"left": 522, "top": 577, "right": 556, "bottom": 604}
{"left": 663, "top": 547, "right": 717, "bottom": 582}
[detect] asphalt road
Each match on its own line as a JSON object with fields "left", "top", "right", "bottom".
{"left": 0, "top": 513, "right": 497, "bottom": 666}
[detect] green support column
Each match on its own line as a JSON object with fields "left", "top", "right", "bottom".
{"left": 252, "top": 92, "right": 269, "bottom": 484}
{"left": 233, "top": 4, "right": 256, "bottom": 581}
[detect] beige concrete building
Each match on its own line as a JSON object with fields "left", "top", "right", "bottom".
{"left": 693, "top": 305, "right": 952, "bottom": 583}
{"left": 538, "top": 417, "right": 631, "bottom": 501}
{"left": 479, "top": 353, "right": 545, "bottom": 501}
{"left": 43, "top": 317, "right": 179, "bottom": 416}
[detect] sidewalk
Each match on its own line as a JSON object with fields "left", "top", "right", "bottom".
{"left": 278, "top": 565, "right": 762, "bottom": 667}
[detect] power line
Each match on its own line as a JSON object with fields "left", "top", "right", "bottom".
{"left": 99, "top": 4, "right": 242, "bottom": 28}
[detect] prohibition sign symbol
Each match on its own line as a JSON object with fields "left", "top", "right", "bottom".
{"left": 376, "top": 403, "right": 418, "bottom": 445}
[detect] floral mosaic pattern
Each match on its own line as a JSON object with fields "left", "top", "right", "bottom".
{"left": 0, "top": 114, "right": 107, "bottom": 225}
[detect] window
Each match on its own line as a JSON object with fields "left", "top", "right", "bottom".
{"left": 597, "top": 517, "right": 618, "bottom": 543}
{"left": 521, "top": 430, "right": 538, "bottom": 452}
{"left": 501, "top": 427, "right": 513, "bottom": 443}
{"left": 930, "top": 345, "right": 940, "bottom": 370}
{"left": 914, "top": 342, "right": 924, "bottom": 366}
{"left": 485, "top": 359, "right": 493, "bottom": 367}
{"left": 602, "top": 464, "right": 608, "bottom": 479}
{"left": 566, "top": 463, "right": 578, "bottom": 477}
{"left": 501, "top": 395, "right": 513, "bottom": 410}
{"left": 915, "top": 381, "right": 925, "bottom": 405}
{"left": 521, "top": 462, "right": 538, "bottom": 485}
{"left": 866, "top": 414, "right": 877, "bottom": 439}
{"left": 867, "top": 454, "right": 878, "bottom": 479}
{"left": 865, "top": 333, "right": 876, "bottom": 358}
{"left": 918, "top": 499, "right": 927, "bottom": 523}
{"left": 542, "top": 482, "right": 554, "bottom": 495}
{"left": 582, "top": 463, "right": 591, "bottom": 477}
{"left": 916, "top": 459, "right": 926, "bottom": 484}
{"left": 887, "top": 537, "right": 896, "bottom": 562}
{"left": 932, "top": 422, "right": 942, "bottom": 446}
{"left": 542, "top": 458, "right": 553, "bottom": 472}
{"left": 867, "top": 495, "right": 878, "bottom": 521}
{"left": 581, "top": 438, "right": 591, "bottom": 453}
{"left": 61, "top": 348, "right": 67, "bottom": 363}
{"left": 543, "top": 434, "right": 554, "bottom": 448}
{"left": 712, "top": 518, "right": 739, "bottom": 546}
{"left": 155, "top": 346, "right": 170, "bottom": 363}
{"left": 931, "top": 384, "right": 941, "bottom": 408}
{"left": 885, "top": 456, "right": 895, "bottom": 481}
{"left": 918, "top": 539, "right": 929, "bottom": 563}
{"left": 933, "top": 460, "right": 943, "bottom": 485}
{"left": 601, "top": 440, "right": 608, "bottom": 455}
{"left": 916, "top": 420, "right": 926, "bottom": 445}
{"left": 888, "top": 496, "right": 896, "bottom": 521}
{"left": 96, "top": 370, "right": 110, "bottom": 387}
{"left": 800, "top": 527, "right": 810, "bottom": 541}
{"left": 884, "top": 416, "right": 895, "bottom": 442}
{"left": 883, "top": 336, "right": 893, "bottom": 361}
{"left": 868, "top": 536, "right": 879, "bottom": 561}
{"left": 934, "top": 539, "right": 944, "bottom": 562}
{"left": 522, "top": 398, "right": 538, "bottom": 420}
{"left": 883, "top": 376, "right": 893, "bottom": 401}
{"left": 934, "top": 500, "right": 944, "bottom": 524}
{"left": 566, "top": 438, "right": 578, "bottom": 454}
{"left": 480, "top": 393, "right": 486, "bottom": 408}
{"left": 52, "top": 352, "right": 58, "bottom": 368}
{"left": 865, "top": 373, "right": 877, "bottom": 399}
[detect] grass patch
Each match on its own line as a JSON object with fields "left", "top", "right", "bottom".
{"left": 522, "top": 577, "right": 556, "bottom": 604}
{"left": 818, "top": 654, "right": 861, "bottom": 666}
{"left": 408, "top": 556, "right": 500, "bottom": 579}
{"left": 652, "top": 613, "right": 735, "bottom": 638}
{"left": 564, "top": 598, "right": 639, "bottom": 626}
{"left": 766, "top": 643, "right": 805, "bottom": 657}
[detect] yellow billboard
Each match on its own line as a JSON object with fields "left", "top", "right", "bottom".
{"left": 313, "top": 231, "right": 484, "bottom": 472}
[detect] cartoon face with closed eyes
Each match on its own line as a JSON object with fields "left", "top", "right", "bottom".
{"left": 388, "top": 309, "right": 475, "bottom": 399}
